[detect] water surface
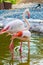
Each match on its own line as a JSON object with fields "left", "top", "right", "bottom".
{"left": 0, "top": 32, "right": 43, "bottom": 65}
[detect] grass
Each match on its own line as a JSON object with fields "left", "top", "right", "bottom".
{"left": 0, "top": 0, "right": 21, "bottom": 4}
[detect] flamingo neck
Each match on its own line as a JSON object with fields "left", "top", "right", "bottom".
{"left": 23, "top": 10, "right": 30, "bottom": 30}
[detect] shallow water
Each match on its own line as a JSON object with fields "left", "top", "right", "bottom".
{"left": 0, "top": 32, "right": 43, "bottom": 65}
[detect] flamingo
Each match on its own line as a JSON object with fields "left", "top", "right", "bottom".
{"left": 0, "top": 9, "right": 31, "bottom": 59}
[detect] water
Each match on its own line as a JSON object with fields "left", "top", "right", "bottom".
{"left": 0, "top": 32, "right": 43, "bottom": 65}
{"left": 0, "top": 5, "right": 43, "bottom": 20}
{"left": 0, "top": 4, "right": 43, "bottom": 65}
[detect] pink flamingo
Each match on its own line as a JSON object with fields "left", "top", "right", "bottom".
{"left": 0, "top": 9, "right": 31, "bottom": 59}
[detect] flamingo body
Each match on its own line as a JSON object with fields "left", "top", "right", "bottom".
{"left": 3, "top": 19, "right": 25, "bottom": 33}
{"left": 1, "top": 19, "right": 31, "bottom": 37}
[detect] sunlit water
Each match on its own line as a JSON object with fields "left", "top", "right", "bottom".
{"left": 0, "top": 4, "right": 43, "bottom": 65}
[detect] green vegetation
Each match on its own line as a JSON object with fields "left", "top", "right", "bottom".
{"left": 0, "top": 0, "right": 18, "bottom": 4}
{"left": 3, "top": 0, "right": 11, "bottom": 3}
{"left": 10, "top": 0, "right": 17, "bottom": 4}
{"left": 0, "top": 0, "right": 3, "bottom": 3}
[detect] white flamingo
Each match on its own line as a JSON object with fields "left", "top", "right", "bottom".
{"left": 0, "top": 9, "right": 31, "bottom": 59}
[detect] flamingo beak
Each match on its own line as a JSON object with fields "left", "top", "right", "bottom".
{"left": 0, "top": 26, "right": 10, "bottom": 34}
{"left": 26, "top": 11, "right": 30, "bottom": 18}
{"left": 28, "top": 12, "right": 30, "bottom": 18}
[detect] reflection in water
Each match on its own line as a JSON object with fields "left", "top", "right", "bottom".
{"left": 1, "top": 42, "right": 30, "bottom": 65}
{"left": 0, "top": 32, "right": 43, "bottom": 65}
{"left": 30, "top": 32, "right": 43, "bottom": 65}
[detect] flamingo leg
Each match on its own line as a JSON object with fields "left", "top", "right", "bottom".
{"left": 19, "top": 42, "right": 22, "bottom": 58}
{"left": 28, "top": 41, "right": 30, "bottom": 53}
{"left": 9, "top": 39, "right": 14, "bottom": 60}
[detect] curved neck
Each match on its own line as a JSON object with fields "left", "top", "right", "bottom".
{"left": 23, "top": 10, "right": 30, "bottom": 30}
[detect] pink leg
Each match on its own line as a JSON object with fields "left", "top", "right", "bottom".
{"left": 9, "top": 40, "right": 14, "bottom": 60}
{"left": 19, "top": 42, "right": 22, "bottom": 59}
{"left": 19, "top": 42, "right": 22, "bottom": 53}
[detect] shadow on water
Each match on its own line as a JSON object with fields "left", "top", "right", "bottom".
{"left": 0, "top": 32, "right": 43, "bottom": 65}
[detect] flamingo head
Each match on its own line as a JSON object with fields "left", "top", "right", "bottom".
{"left": 24, "top": 9, "right": 30, "bottom": 19}
{"left": 26, "top": 9, "right": 30, "bottom": 18}
{"left": 0, "top": 26, "right": 10, "bottom": 34}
